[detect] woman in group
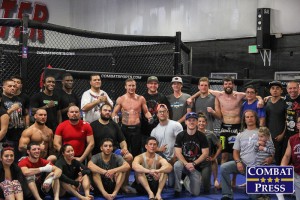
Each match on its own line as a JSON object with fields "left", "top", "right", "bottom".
{"left": 197, "top": 113, "right": 222, "bottom": 190}
{"left": 0, "top": 143, "right": 29, "bottom": 200}
{"left": 55, "top": 144, "right": 93, "bottom": 200}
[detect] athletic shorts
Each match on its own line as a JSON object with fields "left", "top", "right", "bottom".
{"left": 219, "top": 123, "right": 241, "bottom": 153}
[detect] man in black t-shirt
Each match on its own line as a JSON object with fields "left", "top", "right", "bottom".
{"left": 141, "top": 76, "right": 172, "bottom": 149}
{"left": 55, "top": 73, "right": 80, "bottom": 122}
{"left": 11, "top": 75, "right": 30, "bottom": 128}
{"left": 173, "top": 112, "right": 209, "bottom": 197}
{"left": 30, "top": 76, "right": 62, "bottom": 132}
{"left": 282, "top": 81, "right": 300, "bottom": 157}
{"left": 90, "top": 103, "right": 135, "bottom": 194}
{"left": 1, "top": 79, "right": 26, "bottom": 161}
{"left": 265, "top": 81, "right": 286, "bottom": 165}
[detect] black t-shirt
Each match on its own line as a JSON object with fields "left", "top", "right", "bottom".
{"left": 17, "top": 92, "right": 30, "bottom": 110}
{"left": 0, "top": 108, "right": 8, "bottom": 142}
{"left": 265, "top": 98, "right": 286, "bottom": 138}
{"left": 55, "top": 89, "right": 80, "bottom": 121}
{"left": 175, "top": 130, "right": 210, "bottom": 168}
{"left": 55, "top": 156, "right": 90, "bottom": 187}
{"left": 284, "top": 95, "right": 300, "bottom": 136}
{"left": 30, "top": 92, "right": 61, "bottom": 131}
{"left": 141, "top": 92, "right": 172, "bottom": 136}
{"left": 1, "top": 94, "right": 26, "bottom": 141}
{"left": 90, "top": 120, "right": 125, "bottom": 155}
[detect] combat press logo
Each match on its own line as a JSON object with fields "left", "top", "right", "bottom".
{"left": 246, "top": 166, "right": 294, "bottom": 194}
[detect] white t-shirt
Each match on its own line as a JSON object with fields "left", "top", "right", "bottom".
{"left": 151, "top": 119, "right": 183, "bottom": 161}
{"left": 81, "top": 89, "right": 113, "bottom": 123}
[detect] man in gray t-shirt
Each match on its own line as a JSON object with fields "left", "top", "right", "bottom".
{"left": 88, "top": 138, "right": 130, "bottom": 199}
{"left": 188, "top": 77, "right": 221, "bottom": 131}
{"left": 167, "top": 77, "right": 192, "bottom": 127}
{"left": 220, "top": 110, "right": 273, "bottom": 200}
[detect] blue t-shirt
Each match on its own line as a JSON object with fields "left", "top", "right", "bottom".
{"left": 241, "top": 100, "right": 266, "bottom": 118}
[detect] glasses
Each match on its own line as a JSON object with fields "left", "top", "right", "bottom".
{"left": 158, "top": 110, "right": 167, "bottom": 114}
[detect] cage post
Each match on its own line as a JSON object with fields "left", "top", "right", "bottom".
{"left": 20, "top": 14, "right": 29, "bottom": 92}
{"left": 188, "top": 47, "right": 193, "bottom": 75}
{"left": 174, "top": 31, "right": 182, "bottom": 75}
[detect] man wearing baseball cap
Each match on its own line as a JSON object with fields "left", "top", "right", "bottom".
{"left": 265, "top": 80, "right": 285, "bottom": 165}
{"left": 141, "top": 76, "right": 172, "bottom": 150}
{"left": 167, "top": 76, "right": 192, "bottom": 129}
{"left": 173, "top": 112, "right": 209, "bottom": 197}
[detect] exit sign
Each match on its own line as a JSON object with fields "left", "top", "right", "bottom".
{"left": 249, "top": 45, "right": 258, "bottom": 53}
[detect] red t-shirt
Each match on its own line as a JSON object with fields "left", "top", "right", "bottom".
{"left": 289, "top": 133, "right": 300, "bottom": 175}
{"left": 55, "top": 120, "right": 93, "bottom": 157}
{"left": 18, "top": 157, "right": 52, "bottom": 185}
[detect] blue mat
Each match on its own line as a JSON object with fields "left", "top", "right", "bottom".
{"left": 45, "top": 169, "right": 296, "bottom": 200}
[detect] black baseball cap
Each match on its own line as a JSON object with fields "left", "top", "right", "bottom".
{"left": 269, "top": 81, "right": 283, "bottom": 89}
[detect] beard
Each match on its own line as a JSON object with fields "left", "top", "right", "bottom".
{"left": 101, "top": 113, "right": 111, "bottom": 121}
{"left": 224, "top": 87, "right": 233, "bottom": 94}
{"left": 36, "top": 120, "right": 45, "bottom": 125}
{"left": 69, "top": 117, "right": 79, "bottom": 122}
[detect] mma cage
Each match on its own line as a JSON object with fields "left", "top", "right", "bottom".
{"left": 0, "top": 15, "right": 284, "bottom": 101}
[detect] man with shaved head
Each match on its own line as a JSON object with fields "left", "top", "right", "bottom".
{"left": 54, "top": 106, "right": 94, "bottom": 163}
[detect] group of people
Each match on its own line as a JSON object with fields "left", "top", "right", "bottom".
{"left": 0, "top": 73, "right": 299, "bottom": 200}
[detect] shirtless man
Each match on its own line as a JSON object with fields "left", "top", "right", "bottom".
{"left": 112, "top": 78, "right": 152, "bottom": 157}
{"left": 19, "top": 109, "right": 56, "bottom": 162}
{"left": 132, "top": 136, "right": 172, "bottom": 200}
{"left": 188, "top": 77, "right": 263, "bottom": 186}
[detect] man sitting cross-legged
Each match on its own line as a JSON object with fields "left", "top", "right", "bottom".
{"left": 132, "top": 136, "right": 173, "bottom": 200}
{"left": 18, "top": 141, "right": 62, "bottom": 200}
{"left": 88, "top": 138, "right": 130, "bottom": 200}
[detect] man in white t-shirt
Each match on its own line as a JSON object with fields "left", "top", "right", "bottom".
{"left": 151, "top": 104, "right": 183, "bottom": 186}
{"left": 81, "top": 74, "right": 113, "bottom": 123}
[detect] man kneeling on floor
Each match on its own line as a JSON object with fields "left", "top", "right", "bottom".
{"left": 173, "top": 112, "right": 209, "bottom": 197}
{"left": 18, "top": 141, "right": 62, "bottom": 200}
{"left": 132, "top": 136, "right": 172, "bottom": 200}
{"left": 88, "top": 138, "right": 130, "bottom": 200}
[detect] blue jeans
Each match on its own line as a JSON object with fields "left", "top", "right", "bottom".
{"left": 220, "top": 161, "right": 257, "bottom": 199}
{"left": 295, "top": 173, "right": 300, "bottom": 200}
{"left": 174, "top": 160, "right": 201, "bottom": 196}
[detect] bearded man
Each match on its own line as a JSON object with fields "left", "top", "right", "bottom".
{"left": 54, "top": 106, "right": 94, "bottom": 163}
{"left": 90, "top": 103, "right": 136, "bottom": 194}
{"left": 19, "top": 109, "right": 56, "bottom": 161}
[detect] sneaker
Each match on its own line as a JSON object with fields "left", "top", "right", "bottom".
{"left": 183, "top": 176, "right": 191, "bottom": 193}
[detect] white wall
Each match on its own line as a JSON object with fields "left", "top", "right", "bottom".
{"left": 1, "top": 0, "right": 300, "bottom": 42}
{"left": 69, "top": 0, "right": 300, "bottom": 41}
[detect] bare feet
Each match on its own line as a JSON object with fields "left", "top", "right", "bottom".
{"left": 103, "top": 193, "right": 115, "bottom": 200}
{"left": 155, "top": 194, "right": 163, "bottom": 200}
{"left": 214, "top": 179, "right": 221, "bottom": 189}
{"left": 231, "top": 179, "right": 236, "bottom": 188}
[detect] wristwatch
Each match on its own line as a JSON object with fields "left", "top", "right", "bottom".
{"left": 192, "top": 161, "right": 197, "bottom": 166}
{"left": 235, "top": 160, "right": 242, "bottom": 163}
